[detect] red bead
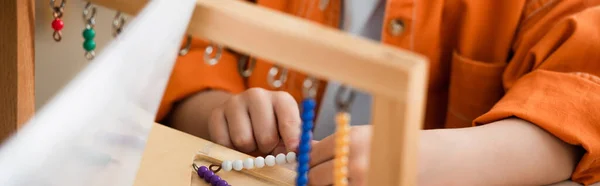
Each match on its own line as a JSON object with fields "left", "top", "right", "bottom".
{"left": 52, "top": 18, "right": 64, "bottom": 31}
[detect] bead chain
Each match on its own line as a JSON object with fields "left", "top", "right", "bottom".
{"left": 334, "top": 112, "right": 350, "bottom": 186}
{"left": 50, "top": 0, "right": 65, "bottom": 42}
{"left": 195, "top": 165, "right": 230, "bottom": 186}
{"left": 220, "top": 152, "right": 297, "bottom": 171}
{"left": 297, "top": 98, "right": 315, "bottom": 186}
{"left": 82, "top": 2, "right": 97, "bottom": 60}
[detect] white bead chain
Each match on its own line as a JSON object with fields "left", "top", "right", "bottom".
{"left": 221, "top": 152, "right": 297, "bottom": 172}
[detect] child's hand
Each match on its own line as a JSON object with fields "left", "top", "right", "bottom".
{"left": 208, "top": 88, "right": 300, "bottom": 155}
{"left": 309, "top": 125, "right": 372, "bottom": 186}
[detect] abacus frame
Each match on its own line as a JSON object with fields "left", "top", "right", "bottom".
{"left": 91, "top": 0, "right": 429, "bottom": 185}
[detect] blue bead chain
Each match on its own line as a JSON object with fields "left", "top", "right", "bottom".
{"left": 297, "top": 99, "right": 316, "bottom": 186}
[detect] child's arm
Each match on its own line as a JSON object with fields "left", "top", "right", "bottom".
{"left": 309, "top": 118, "right": 582, "bottom": 186}
{"left": 418, "top": 118, "right": 582, "bottom": 185}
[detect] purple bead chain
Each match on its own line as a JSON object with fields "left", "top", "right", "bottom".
{"left": 197, "top": 165, "right": 230, "bottom": 186}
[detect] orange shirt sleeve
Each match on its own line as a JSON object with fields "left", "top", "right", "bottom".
{"left": 474, "top": 2, "right": 600, "bottom": 184}
{"left": 156, "top": 38, "right": 246, "bottom": 122}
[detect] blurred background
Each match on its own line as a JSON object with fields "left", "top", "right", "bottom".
{"left": 36, "top": 0, "right": 127, "bottom": 109}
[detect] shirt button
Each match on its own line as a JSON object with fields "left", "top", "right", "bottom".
{"left": 388, "top": 19, "right": 405, "bottom": 36}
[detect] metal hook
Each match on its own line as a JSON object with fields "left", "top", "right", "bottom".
{"left": 82, "top": 2, "right": 96, "bottom": 28}
{"left": 53, "top": 31, "right": 62, "bottom": 41}
{"left": 192, "top": 163, "right": 222, "bottom": 174}
{"left": 203, "top": 43, "right": 223, "bottom": 65}
{"left": 112, "top": 11, "right": 126, "bottom": 37}
{"left": 267, "top": 65, "right": 289, "bottom": 88}
{"left": 335, "top": 85, "right": 356, "bottom": 112}
{"left": 179, "top": 35, "right": 192, "bottom": 56}
{"left": 303, "top": 77, "right": 319, "bottom": 98}
{"left": 238, "top": 55, "right": 256, "bottom": 78}
{"left": 50, "top": 0, "right": 66, "bottom": 9}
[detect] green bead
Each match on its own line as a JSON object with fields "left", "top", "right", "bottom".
{"left": 82, "top": 28, "right": 95, "bottom": 40}
{"left": 83, "top": 40, "right": 96, "bottom": 51}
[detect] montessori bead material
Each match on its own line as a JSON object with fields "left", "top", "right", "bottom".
{"left": 265, "top": 155, "right": 276, "bottom": 167}
{"left": 334, "top": 112, "right": 351, "bottom": 186}
{"left": 52, "top": 18, "right": 64, "bottom": 31}
{"left": 232, "top": 160, "right": 243, "bottom": 171}
{"left": 196, "top": 165, "right": 230, "bottom": 186}
{"left": 255, "top": 156, "right": 265, "bottom": 168}
{"left": 297, "top": 98, "right": 315, "bottom": 186}
{"left": 243, "top": 158, "right": 254, "bottom": 169}
{"left": 275, "top": 153, "right": 286, "bottom": 165}
{"left": 221, "top": 152, "right": 297, "bottom": 172}
{"left": 286, "top": 152, "right": 296, "bottom": 163}
{"left": 82, "top": 28, "right": 95, "bottom": 40}
{"left": 83, "top": 40, "right": 96, "bottom": 51}
{"left": 221, "top": 160, "right": 232, "bottom": 171}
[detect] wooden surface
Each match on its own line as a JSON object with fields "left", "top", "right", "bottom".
{"left": 138, "top": 123, "right": 596, "bottom": 186}
{"left": 0, "top": 0, "right": 35, "bottom": 142}
{"left": 134, "top": 124, "right": 295, "bottom": 186}
{"left": 89, "top": 0, "right": 429, "bottom": 185}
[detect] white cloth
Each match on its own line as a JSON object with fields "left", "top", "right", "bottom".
{"left": 314, "top": 0, "right": 386, "bottom": 140}
{"left": 0, "top": 0, "right": 196, "bottom": 185}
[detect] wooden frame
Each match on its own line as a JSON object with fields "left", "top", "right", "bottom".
{"left": 90, "top": 0, "right": 429, "bottom": 185}
{"left": 0, "top": 0, "right": 35, "bottom": 142}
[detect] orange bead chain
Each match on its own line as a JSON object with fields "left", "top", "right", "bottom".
{"left": 334, "top": 112, "right": 350, "bottom": 186}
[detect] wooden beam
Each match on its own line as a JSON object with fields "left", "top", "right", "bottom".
{"left": 89, "top": 0, "right": 429, "bottom": 185}
{"left": 0, "top": 0, "right": 35, "bottom": 142}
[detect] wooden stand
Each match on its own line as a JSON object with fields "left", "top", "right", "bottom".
{"left": 0, "top": 0, "right": 35, "bottom": 142}
{"left": 92, "top": 0, "right": 428, "bottom": 185}
{"left": 91, "top": 0, "right": 428, "bottom": 185}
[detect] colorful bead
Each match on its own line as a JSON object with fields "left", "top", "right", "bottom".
{"left": 52, "top": 18, "right": 64, "bottom": 31}
{"left": 196, "top": 166, "right": 230, "bottom": 186}
{"left": 83, "top": 39, "right": 96, "bottom": 51}
{"left": 82, "top": 28, "right": 95, "bottom": 40}
{"left": 203, "top": 171, "right": 215, "bottom": 181}
{"left": 297, "top": 98, "right": 315, "bottom": 186}
{"left": 216, "top": 180, "right": 229, "bottom": 186}
{"left": 334, "top": 112, "right": 351, "bottom": 186}
{"left": 197, "top": 166, "right": 209, "bottom": 178}
{"left": 209, "top": 175, "right": 222, "bottom": 185}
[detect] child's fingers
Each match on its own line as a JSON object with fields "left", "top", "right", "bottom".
{"left": 245, "top": 88, "right": 279, "bottom": 154}
{"left": 308, "top": 159, "right": 334, "bottom": 186}
{"left": 272, "top": 91, "right": 301, "bottom": 152}
{"left": 208, "top": 107, "right": 233, "bottom": 148}
{"left": 310, "top": 133, "right": 335, "bottom": 167}
{"left": 224, "top": 96, "right": 257, "bottom": 153}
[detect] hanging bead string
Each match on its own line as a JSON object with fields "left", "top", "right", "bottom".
{"left": 333, "top": 85, "right": 355, "bottom": 186}
{"left": 112, "top": 11, "right": 126, "bottom": 37}
{"left": 50, "top": 0, "right": 66, "bottom": 42}
{"left": 218, "top": 152, "right": 296, "bottom": 172}
{"left": 193, "top": 164, "right": 230, "bottom": 186}
{"left": 82, "top": 2, "right": 97, "bottom": 60}
{"left": 297, "top": 77, "right": 319, "bottom": 186}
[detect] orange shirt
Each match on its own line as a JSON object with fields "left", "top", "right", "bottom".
{"left": 158, "top": 0, "right": 600, "bottom": 184}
